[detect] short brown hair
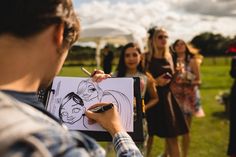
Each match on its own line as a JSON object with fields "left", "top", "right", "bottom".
{"left": 0, "top": 0, "right": 80, "bottom": 46}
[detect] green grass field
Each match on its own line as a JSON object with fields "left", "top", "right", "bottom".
{"left": 59, "top": 57, "right": 232, "bottom": 157}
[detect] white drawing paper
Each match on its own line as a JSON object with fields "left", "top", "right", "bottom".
{"left": 46, "top": 76, "right": 134, "bottom": 132}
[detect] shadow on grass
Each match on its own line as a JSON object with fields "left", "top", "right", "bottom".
{"left": 212, "top": 111, "right": 229, "bottom": 120}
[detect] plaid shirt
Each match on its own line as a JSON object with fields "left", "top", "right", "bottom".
{"left": 0, "top": 92, "right": 142, "bottom": 157}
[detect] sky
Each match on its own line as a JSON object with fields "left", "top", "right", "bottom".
{"left": 73, "top": 0, "right": 236, "bottom": 42}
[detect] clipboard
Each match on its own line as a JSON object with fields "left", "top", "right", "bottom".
{"left": 40, "top": 77, "right": 144, "bottom": 142}
{"left": 80, "top": 77, "right": 144, "bottom": 142}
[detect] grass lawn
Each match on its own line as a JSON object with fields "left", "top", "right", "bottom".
{"left": 59, "top": 57, "right": 232, "bottom": 157}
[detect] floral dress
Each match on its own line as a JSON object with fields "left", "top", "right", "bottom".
{"left": 171, "top": 63, "right": 197, "bottom": 115}
{"left": 170, "top": 58, "right": 204, "bottom": 117}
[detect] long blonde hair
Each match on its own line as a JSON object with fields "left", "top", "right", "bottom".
{"left": 147, "top": 28, "right": 170, "bottom": 60}
{"left": 147, "top": 27, "right": 173, "bottom": 71}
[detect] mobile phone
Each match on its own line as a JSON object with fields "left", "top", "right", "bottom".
{"left": 163, "top": 72, "right": 172, "bottom": 79}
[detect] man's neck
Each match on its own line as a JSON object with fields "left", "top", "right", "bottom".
{"left": 0, "top": 35, "right": 41, "bottom": 92}
{"left": 0, "top": 76, "right": 40, "bottom": 93}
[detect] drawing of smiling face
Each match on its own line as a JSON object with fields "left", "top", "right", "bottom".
{"left": 59, "top": 92, "right": 85, "bottom": 124}
{"left": 77, "top": 80, "right": 98, "bottom": 101}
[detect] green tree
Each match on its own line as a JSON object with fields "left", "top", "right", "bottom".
{"left": 191, "top": 32, "right": 232, "bottom": 56}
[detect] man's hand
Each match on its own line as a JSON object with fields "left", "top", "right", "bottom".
{"left": 85, "top": 103, "right": 124, "bottom": 137}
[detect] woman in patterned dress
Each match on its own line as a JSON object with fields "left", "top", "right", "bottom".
{"left": 170, "top": 39, "right": 203, "bottom": 157}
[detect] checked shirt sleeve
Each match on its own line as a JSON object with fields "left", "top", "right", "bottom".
{"left": 112, "top": 132, "right": 143, "bottom": 157}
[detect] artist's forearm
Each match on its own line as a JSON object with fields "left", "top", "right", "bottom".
{"left": 113, "top": 132, "right": 143, "bottom": 157}
{"left": 108, "top": 126, "right": 125, "bottom": 138}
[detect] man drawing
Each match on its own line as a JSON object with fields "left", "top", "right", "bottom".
{"left": 0, "top": 0, "right": 142, "bottom": 156}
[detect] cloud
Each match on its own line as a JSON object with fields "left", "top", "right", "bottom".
{"left": 181, "top": 0, "right": 236, "bottom": 17}
{"left": 74, "top": 0, "right": 236, "bottom": 42}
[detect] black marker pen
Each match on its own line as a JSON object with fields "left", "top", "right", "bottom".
{"left": 89, "top": 103, "right": 114, "bottom": 113}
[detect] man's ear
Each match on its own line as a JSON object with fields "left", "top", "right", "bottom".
{"left": 54, "top": 24, "right": 64, "bottom": 49}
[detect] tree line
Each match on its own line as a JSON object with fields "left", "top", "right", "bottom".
{"left": 68, "top": 32, "right": 236, "bottom": 63}
{"left": 190, "top": 32, "right": 236, "bottom": 56}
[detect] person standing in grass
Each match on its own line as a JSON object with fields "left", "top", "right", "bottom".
{"left": 145, "top": 27, "right": 189, "bottom": 157}
{"left": 228, "top": 54, "right": 236, "bottom": 157}
{"left": 114, "top": 42, "right": 159, "bottom": 156}
{"left": 170, "top": 39, "right": 204, "bottom": 157}
{"left": 102, "top": 45, "right": 114, "bottom": 74}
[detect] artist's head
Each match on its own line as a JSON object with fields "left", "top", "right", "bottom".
{"left": 59, "top": 92, "right": 85, "bottom": 124}
{"left": 0, "top": 0, "right": 80, "bottom": 89}
{"left": 77, "top": 79, "right": 103, "bottom": 101}
{"left": 117, "top": 42, "right": 144, "bottom": 77}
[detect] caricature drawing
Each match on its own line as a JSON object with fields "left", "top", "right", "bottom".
{"left": 59, "top": 92, "right": 87, "bottom": 128}
{"left": 77, "top": 79, "right": 132, "bottom": 129}
{"left": 77, "top": 79, "right": 102, "bottom": 102}
{"left": 47, "top": 77, "right": 134, "bottom": 131}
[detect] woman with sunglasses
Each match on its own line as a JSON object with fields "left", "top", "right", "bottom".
{"left": 145, "top": 27, "right": 189, "bottom": 157}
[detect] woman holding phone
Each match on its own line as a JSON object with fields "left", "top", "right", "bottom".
{"left": 145, "top": 27, "right": 188, "bottom": 157}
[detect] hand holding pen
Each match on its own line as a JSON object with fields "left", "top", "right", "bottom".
{"left": 85, "top": 103, "right": 124, "bottom": 137}
{"left": 89, "top": 103, "right": 114, "bottom": 113}
{"left": 81, "top": 67, "right": 111, "bottom": 82}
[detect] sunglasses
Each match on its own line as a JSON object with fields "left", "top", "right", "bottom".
{"left": 157, "top": 35, "right": 168, "bottom": 40}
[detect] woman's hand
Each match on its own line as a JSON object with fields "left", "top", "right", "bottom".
{"left": 156, "top": 73, "right": 171, "bottom": 86}
{"left": 91, "top": 69, "right": 111, "bottom": 83}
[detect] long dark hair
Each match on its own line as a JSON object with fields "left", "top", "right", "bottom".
{"left": 116, "top": 42, "right": 144, "bottom": 77}
{"left": 171, "top": 39, "right": 194, "bottom": 67}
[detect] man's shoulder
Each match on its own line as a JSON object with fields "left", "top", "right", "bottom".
{"left": 0, "top": 91, "right": 59, "bottom": 127}
{"left": 0, "top": 91, "right": 62, "bottom": 142}
{"left": 0, "top": 92, "right": 70, "bottom": 147}
{"left": 0, "top": 92, "right": 52, "bottom": 154}
{"left": 0, "top": 92, "right": 105, "bottom": 157}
